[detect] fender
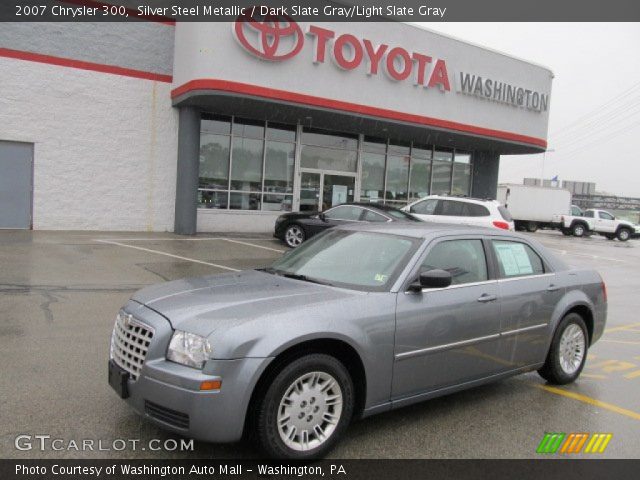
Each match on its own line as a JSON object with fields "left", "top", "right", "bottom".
{"left": 543, "top": 288, "right": 595, "bottom": 354}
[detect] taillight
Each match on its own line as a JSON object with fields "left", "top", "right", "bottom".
{"left": 601, "top": 281, "right": 607, "bottom": 303}
{"left": 492, "top": 221, "right": 510, "bottom": 230}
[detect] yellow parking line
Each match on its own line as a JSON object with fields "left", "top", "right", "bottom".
{"left": 604, "top": 322, "right": 640, "bottom": 333}
{"left": 534, "top": 384, "right": 640, "bottom": 421}
{"left": 579, "top": 373, "right": 607, "bottom": 379}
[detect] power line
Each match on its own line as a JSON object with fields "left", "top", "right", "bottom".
{"left": 550, "top": 80, "right": 640, "bottom": 138}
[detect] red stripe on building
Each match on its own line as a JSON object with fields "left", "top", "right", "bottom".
{"left": 172, "top": 79, "right": 548, "bottom": 149}
{"left": 0, "top": 48, "right": 173, "bottom": 83}
{"left": 57, "top": 0, "right": 176, "bottom": 25}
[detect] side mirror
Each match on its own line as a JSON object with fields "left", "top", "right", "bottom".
{"left": 408, "top": 269, "right": 452, "bottom": 292}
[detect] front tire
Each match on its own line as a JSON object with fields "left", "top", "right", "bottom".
{"left": 284, "top": 224, "right": 305, "bottom": 248}
{"left": 617, "top": 228, "right": 631, "bottom": 242}
{"left": 255, "top": 354, "right": 354, "bottom": 459}
{"left": 538, "top": 313, "right": 588, "bottom": 385}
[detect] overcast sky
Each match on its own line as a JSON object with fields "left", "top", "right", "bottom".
{"left": 417, "top": 23, "right": 640, "bottom": 197}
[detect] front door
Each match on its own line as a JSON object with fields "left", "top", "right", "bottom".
{"left": 393, "top": 238, "right": 502, "bottom": 399}
{"left": 596, "top": 211, "right": 616, "bottom": 233}
{"left": 299, "top": 170, "right": 355, "bottom": 212}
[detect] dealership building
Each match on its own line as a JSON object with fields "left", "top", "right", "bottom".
{"left": 0, "top": 18, "right": 552, "bottom": 233}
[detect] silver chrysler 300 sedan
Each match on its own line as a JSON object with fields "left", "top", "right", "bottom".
{"left": 108, "top": 223, "right": 607, "bottom": 458}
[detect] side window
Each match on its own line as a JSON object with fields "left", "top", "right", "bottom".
{"left": 439, "top": 200, "right": 465, "bottom": 216}
{"left": 362, "top": 210, "right": 388, "bottom": 222}
{"left": 463, "top": 203, "right": 490, "bottom": 217}
{"left": 584, "top": 210, "right": 594, "bottom": 218}
{"left": 571, "top": 206, "right": 582, "bottom": 216}
{"left": 324, "top": 206, "right": 363, "bottom": 221}
{"left": 410, "top": 199, "right": 438, "bottom": 215}
{"left": 599, "top": 211, "right": 614, "bottom": 220}
{"left": 492, "top": 241, "right": 545, "bottom": 278}
{"left": 421, "top": 239, "right": 488, "bottom": 285}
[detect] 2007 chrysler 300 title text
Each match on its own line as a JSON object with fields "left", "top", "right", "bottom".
{"left": 108, "top": 223, "right": 607, "bottom": 458}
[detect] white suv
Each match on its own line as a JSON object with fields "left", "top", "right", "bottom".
{"left": 401, "top": 195, "right": 515, "bottom": 230}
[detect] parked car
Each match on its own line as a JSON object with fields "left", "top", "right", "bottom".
{"left": 553, "top": 205, "right": 595, "bottom": 237}
{"left": 583, "top": 209, "right": 640, "bottom": 241}
{"left": 274, "top": 202, "right": 420, "bottom": 248}
{"left": 401, "top": 195, "right": 514, "bottom": 230}
{"left": 109, "top": 223, "right": 607, "bottom": 459}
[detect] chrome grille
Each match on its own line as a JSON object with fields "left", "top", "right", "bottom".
{"left": 110, "top": 311, "right": 154, "bottom": 381}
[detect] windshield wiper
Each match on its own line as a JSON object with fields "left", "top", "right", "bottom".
{"left": 280, "top": 272, "right": 334, "bottom": 286}
{"left": 258, "top": 267, "right": 333, "bottom": 286}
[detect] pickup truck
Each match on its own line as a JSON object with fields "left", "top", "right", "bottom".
{"left": 583, "top": 209, "right": 640, "bottom": 241}
{"left": 553, "top": 205, "right": 595, "bottom": 238}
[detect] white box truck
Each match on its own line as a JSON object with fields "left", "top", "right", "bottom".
{"left": 497, "top": 184, "right": 594, "bottom": 236}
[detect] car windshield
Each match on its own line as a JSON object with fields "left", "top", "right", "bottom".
{"left": 266, "top": 230, "right": 421, "bottom": 291}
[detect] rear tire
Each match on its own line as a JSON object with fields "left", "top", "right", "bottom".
{"left": 571, "top": 223, "right": 586, "bottom": 237}
{"left": 255, "top": 354, "right": 354, "bottom": 459}
{"left": 538, "top": 313, "right": 588, "bottom": 385}
{"left": 617, "top": 228, "right": 631, "bottom": 242}
{"left": 526, "top": 222, "right": 538, "bottom": 232}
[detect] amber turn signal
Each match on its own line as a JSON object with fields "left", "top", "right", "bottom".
{"left": 199, "top": 380, "right": 222, "bottom": 391}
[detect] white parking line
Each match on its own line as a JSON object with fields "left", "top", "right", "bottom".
{"left": 94, "top": 239, "right": 240, "bottom": 272}
{"left": 221, "top": 238, "right": 285, "bottom": 253}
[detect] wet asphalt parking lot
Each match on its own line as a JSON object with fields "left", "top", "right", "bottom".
{"left": 1, "top": 229, "right": 639, "bottom": 459}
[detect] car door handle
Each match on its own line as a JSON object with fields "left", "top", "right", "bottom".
{"left": 547, "top": 284, "right": 560, "bottom": 292}
{"left": 477, "top": 294, "right": 497, "bottom": 303}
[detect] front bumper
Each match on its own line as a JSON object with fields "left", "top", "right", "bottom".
{"left": 109, "top": 300, "right": 272, "bottom": 443}
{"left": 120, "top": 356, "right": 272, "bottom": 443}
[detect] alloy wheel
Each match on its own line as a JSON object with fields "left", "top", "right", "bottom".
{"left": 558, "top": 324, "right": 586, "bottom": 375}
{"left": 285, "top": 226, "right": 304, "bottom": 247}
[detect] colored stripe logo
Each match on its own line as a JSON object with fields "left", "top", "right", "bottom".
{"left": 537, "top": 432, "right": 612, "bottom": 454}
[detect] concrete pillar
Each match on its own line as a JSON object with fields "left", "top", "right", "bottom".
{"left": 174, "top": 107, "right": 200, "bottom": 235}
{"left": 471, "top": 151, "right": 500, "bottom": 200}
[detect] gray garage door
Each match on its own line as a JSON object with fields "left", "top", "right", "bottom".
{"left": 0, "top": 141, "right": 33, "bottom": 229}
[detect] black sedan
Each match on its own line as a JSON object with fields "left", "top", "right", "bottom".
{"left": 274, "top": 203, "right": 420, "bottom": 247}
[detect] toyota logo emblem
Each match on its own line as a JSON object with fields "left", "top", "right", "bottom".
{"left": 234, "top": 12, "right": 304, "bottom": 61}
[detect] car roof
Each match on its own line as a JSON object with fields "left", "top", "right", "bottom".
{"left": 414, "top": 195, "right": 500, "bottom": 205}
{"left": 334, "top": 221, "right": 524, "bottom": 239}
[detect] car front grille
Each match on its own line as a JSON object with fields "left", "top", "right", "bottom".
{"left": 110, "top": 311, "right": 154, "bottom": 381}
{"left": 145, "top": 401, "right": 190, "bottom": 430}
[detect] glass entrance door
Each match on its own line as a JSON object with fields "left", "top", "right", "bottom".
{"left": 323, "top": 174, "right": 354, "bottom": 210}
{"left": 299, "top": 171, "right": 356, "bottom": 212}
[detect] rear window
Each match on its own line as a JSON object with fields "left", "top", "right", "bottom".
{"left": 498, "top": 206, "right": 513, "bottom": 222}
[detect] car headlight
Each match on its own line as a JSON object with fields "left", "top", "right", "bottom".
{"left": 166, "top": 330, "right": 212, "bottom": 369}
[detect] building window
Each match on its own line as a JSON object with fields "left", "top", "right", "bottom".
{"left": 431, "top": 149, "right": 454, "bottom": 195}
{"left": 198, "top": 114, "right": 474, "bottom": 212}
{"left": 198, "top": 116, "right": 295, "bottom": 211}
{"left": 409, "top": 144, "right": 432, "bottom": 201}
{"left": 300, "top": 128, "right": 358, "bottom": 172}
{"left": 452, "top": 152, "right": 472, "bottom": 196}
{"left": 385, "top": 141, "right": 411, "bottom": 205}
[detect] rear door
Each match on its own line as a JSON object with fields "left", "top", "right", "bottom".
{"left": 393, "top": 237, "right": 502, "bottom": 399}
{"left": 490, "top": 239, "right": 561, "bottom": 367}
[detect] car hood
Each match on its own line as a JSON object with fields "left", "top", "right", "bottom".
{"left": 131, "top": 270, "right": 356, "bottom": 337}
